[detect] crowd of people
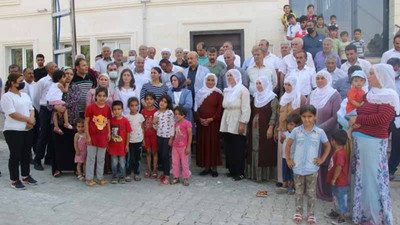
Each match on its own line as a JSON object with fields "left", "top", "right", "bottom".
{"left": 1, "top": 3, "right": 400, "bottom": 225}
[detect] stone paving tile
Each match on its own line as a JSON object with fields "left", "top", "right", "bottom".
{"left": 0, "top": 138, "right": 399, "bottom": 225}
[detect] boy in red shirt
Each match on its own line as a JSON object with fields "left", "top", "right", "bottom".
{"left": 109, "top": 100, "right": 132, "bottom": 184}
{"left": 327, "top": 129, "right": 349, "bottom": 224}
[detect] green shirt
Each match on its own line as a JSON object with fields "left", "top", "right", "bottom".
{"left": 204, "top": 61, "right": 226, "bottom": 75}
{"left": 332, "top": 38, "right": 341, "bottom": 56}
{"left": 198, "top": 56, "right": 209, "bottom": 65}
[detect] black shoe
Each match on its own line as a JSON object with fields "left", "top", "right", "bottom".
{"left": 276, "top": 182, "right": 283, "bottom": 187}
{"left": 199, "top": 169, "right": 211, "bottom": 176}
{"left": 11, "top": 180, "right": 26, "bottom": 190}
{"left": 233, "top": 175, "right": 245, "bottom": 181}
{"left": 34, "top": 162, "right": 44, "bottom": 171}
{"left": 211, "top": 170, "right": 218, "bottom": 177}
{"left": 22, "top": 176, "right": 38, "bottom": 185}
{"left": 226, "top": 173, "right": 233, "bottom": 177}
{"left": 30, "top": 158, "right": 35, "bottom": 165}
{"left": 327, "top": 209, "right": 339, "bottom": 219}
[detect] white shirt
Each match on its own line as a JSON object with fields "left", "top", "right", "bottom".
{"left": 126, "top": 113, "right": 145, "bottom": 143}
{"left": 286, "top": 66, "right": 315, "bottom": 96}
{"left": 248, "top": 53, "right": 281, "bottom": 70}
{"left": 381, "top": 48, "right": 400, "bottom": 63}
{"left": 161, "top": 65, "right": 184, "bottom": 89}
{"left": 1, "top": 92, "right": 33, "bottom": 131}
{"left": 94, "top": 58, "right": 114, "bottom": 74}
{"left": 33, "top": 75, "right": 53, "bottom": 109}
{"left": 21, "top": 80, "right": 36, "bottom": 103}
{"left": 133, "top": 70, "right": 151, "bottom": 95}
{"left": 282, "top": 52, "right": 315, "bottom": 75}
{"left": 144, "top": 57, "right": 159, "bottom": 72}
{"left": 321, "top": 68, "right": 347, "bottom": 87}
{"left": 46, "top": 82, "right": 63, "bottom": 103}
{"left": 287, "top": 22, "right": 301, "bottom": 38}
{"left": 115, "top": 87, "right": 139, "bottom": 116}
{"left": 217, "top": 54, "right": 241, "bottom": 68}
{"left": 247, "top": 63, "right": 277, "bottom": 96}
{"left": 340, "top": 58, "right": 372, "bottom": 77}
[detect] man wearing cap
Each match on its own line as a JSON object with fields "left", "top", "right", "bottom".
{"left": 160, "top": 48, "right": 171, "bottom": 61}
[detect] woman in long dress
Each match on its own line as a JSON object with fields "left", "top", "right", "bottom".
{"left": 194, "top": 73, "right": 223, "bottom": 177}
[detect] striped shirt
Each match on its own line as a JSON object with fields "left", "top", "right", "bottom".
{"left": 350, "top": 39, "right": 365, "bottom": 58}
{"left": 140, "top": 83, "right": 168, "bottom": 109}
{"left": 354, "top": 100, "right": 395, "bottom": 139}
{"left": 72, "top": 73, "right": 97, "bottom": 113}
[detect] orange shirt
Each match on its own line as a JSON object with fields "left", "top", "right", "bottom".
{"left": 346, "top": 87, "right": 365, "bottom": 113}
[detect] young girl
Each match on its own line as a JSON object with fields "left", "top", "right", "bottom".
{"left": 46, "top": 70, "right": 73, "bottom": 135}
{"left": 84, "top": 86, "right": 112, "bottom": 187}
{"left": 286, "top": 105, "right": 331, "bottom": 224}
{"left": 153, "top": 95, "right": 175, "bottom": 185}
{"left": 74, "top": 118, "right": 86, "bottom": 181}
{"left": 170, "top": 106, "right": 192, "bottom": 186}
{"left": 126, "top": 97, "right": 145, "bottom": 182}
{"left": 142, "top": 92, "right": 158, "bottom": 178}
{"left": 116, "top": 68, "right": 138, "bottom": 116}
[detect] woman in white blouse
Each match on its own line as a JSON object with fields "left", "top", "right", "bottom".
{"left": 220, "top": 69, "right": 251, "bottom": 181}
{"left": 1, "top": 72, "right": 38, "bottom": 189}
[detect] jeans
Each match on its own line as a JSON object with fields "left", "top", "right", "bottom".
{"left": 331, "top": 185, "right": 348, "bottom": 214}
{"left": 126, "top": 142, "right": 142, "bottom": 175}
{"left": 85, "top": 145, "right": 106, "bottom": 181}
{"left": 282, "top": 158, "right": 294, "bottom": 182}
{"left": 389, "top": 125, "right": 400, "bottom": 174}
{"left": 157, "top": 136, "right": 171, "bottom": 176}
{"left": 111, "top": 155, "right": 126, "bottom": 178}
{"left": 4, "top": 130, "right": 33, "bottom": 181}
{"left": 34, "top": 106, "right": 54, "bottom": 163}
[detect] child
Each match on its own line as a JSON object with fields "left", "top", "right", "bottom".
{"left": 306, "top": 4, "right": 315, "bottom": 21}
{"left": 153, "top": 95, "right": 175, "bottom": 185}
{"left": 109, "top": 100, "right": 132, "bottom": 184}
{"left": 279, "top": 113, "right": 302, "bottom": 195}
{"left": 346, "top": 70, "right": 366, "bottom": 138}
{"left": 84, "top": 86, "right": 112, "bottom": 187}
{"left": 350, "top": 29, "right": 365, "bottom": 58}
{"left": 329, "top": 15, "right": 338, "bottom": 29}
{"left": 295, "top": 15, "right": 308, "bottom": 39}
{"left": 286, "top": 105, "right": 331, "bottom": 224}
{"left": 328, "top": 26, "right": 341, "bottom": 56}
{"left": 142, "top": 92, "right": 159, "bottom": 178}
{"left": 281, "top": 4, "right": 296, "bottom": 32}
{"left": 126, "top": 97, "right": 145, "bottom": 182}
{"left": 45, "top": 70, "right": 73, "bottom": 135}
{"left": 339, "top": 31, "right": 350, "bottom": 64}
{"left": 170, "top": 106, "right": 192, "bottom": 186}
{"left": 327, "top": 129, "right": 349, "bottom": 224}
{"left": 315, "top": 15, "right": 328, "bottom": 36}
{"left": 286, "top": 14, "right": 301, "bottom": 41}
{"left": 74, "top": 118, "right": 86, "bottom": 181}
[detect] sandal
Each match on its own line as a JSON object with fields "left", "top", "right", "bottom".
{"left": 64, "top": 124, "right": 73, "bottom": 130}
{"left": 158, "top": 174, "right": 165, "bottom": 181}
{"left": 77, "top": 175, "right": 84, "bottom": 181}
{"left": 288, "top": 188, "right": 295, "bottom": 195}
{"left": 53, "top": 127, "right": 64, "bottom": 135}
{"left": 307, "top": 215, "right": 316, "bottom": 224}
{"left": 170, "top": 178, "right": 180, "bottom": 184}
{"left": 97, "top": 179, "right": 107, "bottom": 186}
{"left": 134, "top": 175, "right": 141, "bottom": 181}
{"left": 183, "top": 178, "right": 189, "bottom": 186}
{"left": 144, "top": 172, "right": 151, "bottom": 178}
{"left": 53, "top": 170, "right": 61, "bottom": 177}
{"left": 151, "top": 172, "right": 158, "bottom": 179}
{"left": 293, "top": 214, "right": 303, "bottom": 224}
{"left": 256, "top": 190, "right": 268, "bottom": 198}
{"left": 86, "top": 180, "right": 96, "bottom": 187}
{"left": 160, "top": 177, "right": 169, "bottom": 186}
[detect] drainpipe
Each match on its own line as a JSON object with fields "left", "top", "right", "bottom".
{"left": 141, "top": 0, "right": 150, "bottom": 45}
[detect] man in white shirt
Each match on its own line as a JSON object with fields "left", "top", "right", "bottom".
{"left": 243, "top": 39, "right": 281, "bottom": 72}
{"left": 282, "top": 38, "right": 315, "bottom": 75}
{"left": 160, "top": 48, "right": 172, "bottom": 62}
{"left": 341, "top": 44, "right": 371, "bottom": 76}
{"left": 148, "top": 47, "right": 156, "bottom": 60}
{"left": 134, "top": 45, "right": 159, "bottom": 73}
{"left": 381, "top": 35, "right": 400, "bottom": 63}
{"left": 132, "top": 56, "right": 151, "bottom": 95}
{"left": 321, "top": 55, "right": 347, "bottom": 86}
{"left": 94, "top": 45, "right": 114, "bottom": 75}
{"left": 124, "top": 50, "right": 137, "bottom": 68}
{"left": 33, "top": 62, "right": 58, "bottom": 171}
{"left": 247, "top": 46, "right": 277, "bottom": 96}
{"left": 107, "top": 63, "right": 118, "bottom": 91}
{"left": 159, "top": 58, "right": 183, "bottom": 89}
{"left": 286, "top": 50, "right": 315, "bottom": 96}
{"left": 286, "top": 14, "right": 301, "bottom": 41}
{"left": 217, "top": 41, "right": 241, "bottom": 68}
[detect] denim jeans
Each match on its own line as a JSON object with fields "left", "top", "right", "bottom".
{"left": 331, "top": 185, "right": 348, "bottom": 214}
{"left": 111, "top": 155, "right": 126, "bottom": 178}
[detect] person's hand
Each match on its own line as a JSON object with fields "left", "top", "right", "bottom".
{"left": 186, "top": 78, "right": 192, "bottom": 86}
{"left": 25, "top": 123, "right": 33, "bottom": 130}
{"left": 168, "top": 139, "right": 172, "bottom": 146}
{"left": 266, "top": 127, "right": 273, "bottom": 139}
{"left": 55, "top": 105, "right": 66, "bottom": 113}
{"left": 125, "top": 146, "right": 129, "bottom": 153}
{"left": 75, "top": 151, "right": 80, "bottom": 156}
{"left": 206, "top": 118, "right": 213, "bottom": 124}
{"left": 314, "top": 157, "right": 325, "bottom": 166}
{"left": 108, "top": 134, "right": 111, "bottom": 142}
{"left": 286, "top": 159, "right": 295, "bottom": 169}
{"left": 349, "top": 116, "right": 358, "bottom": 126}
{"left": 359, "top": 101, "right": 365, "bottom": 107}
{"left": 185, "top": 146, "right": 191, "bottom": 155}
{"left": 274, "top": 132, "right": 278, "bottom": 143}
{"left": 86, "top": 136, "right": 91, "bottom": 145}
{"left": 143, "top": 139, "right": 146, "bottom": 147}
{"left": 238, "top": 123, "right": 245, "bottom": 135}
{"left": 280, "top": 132, "right": 286, "bottom": 144}
{"left": 352, "top": 124, "right": 361, "bottom": 129}
{"left": 27, "top": 117, "right": 36, "bottom": 125}
{"left": 153, "top": 116, "right": 159, "bottom": 124}
{"left": 331, "top": 179, "right": 336, "bottom": 186}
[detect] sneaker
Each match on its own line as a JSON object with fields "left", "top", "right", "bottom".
{"left": 34, "top": 162, "right": 44, "bottom": 171}
{"left": 22, "top": 176, "right": 38, "bottom": 185}
{"left": 119, "top": 178, "right": 126, "bottom": 184}
{"left": 111, "top": 177, "right": 118, "bottom": 184}
{"left": 11, "top": 180, "right": 26, "bottom": 190}
{"left": 125, "top": 176, "right": 132, "bottom": 182}
{"left": 328, "top": 209, "right": 339, "bottom": 219}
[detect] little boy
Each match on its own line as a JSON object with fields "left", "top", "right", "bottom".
{"left": 295, "top": 15, "right": 308, "bottom": 39}
{"left": 286, "top": 14, "right": 301, "bottom": 41}
{"left": 328, "top": 26, "right": 341, "bottom": 56}
{"left": 329, "top": 15, "right": 338, "bottom": 29}
{"left": 339, "top": 31, "right": 350, "bottom": 64}
{"left": 109, "top": 100, "right": 132, "bottom": 184}
{"left": 350, "top": 29, "right": 365, "bottom": 58}
{"left": 346, "top": 70, "right": 366, "bottom": 138}
{"left": 327, "top": 129, "right": 349, "bottom": 224}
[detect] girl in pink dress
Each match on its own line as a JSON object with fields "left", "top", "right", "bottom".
{"left": 74, "top": 119, "right": 87, "bottom": 180}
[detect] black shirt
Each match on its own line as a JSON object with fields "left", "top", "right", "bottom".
{"left": 72, "top": 73, "right": 97, "bottom": 112}
{"left": 173, "top": 60, "right": 189, "bottom": 68}
{"left": 34, "top": 67, "right": 47, "bottom": 82}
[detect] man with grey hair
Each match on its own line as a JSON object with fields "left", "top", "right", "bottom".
{"left": 243, "top": 39, "right": 281, "bottom": 72}
{"left": 135, "top": 45, "right": 158, "bottom": 72}
{"left": 314, "top": 38, "right": 341, "bottom": 72}
{"left": 218, "top": 50, "right": 249, "bottom": 90}
{"left": 124, "top": 50, "right": 137, "bottom": 67}
{"left": 282, "top": 37, "right": 315, "bottom": 75}
{"left": 94, "top": 45, "right": 114, "bottom": 74}
{"left": 217, "top": 41, "right": 241, "bottom": 67}
{"left": 286, "top": 50, "right": 315, "bottom": 96}
{"left": 173, "top": 47, "right": 189, "bottom": 68}
{"left": 160, "top": 48, "right": 171, "bottom": 61}
{"left": 183, "top": 51, "right": 210, "bottom": 97}
{"left": 320, "top": 55, "right": 347, "bottom": 86}
{"left": 113, "top": 49, "right": 129, "bottom": 74}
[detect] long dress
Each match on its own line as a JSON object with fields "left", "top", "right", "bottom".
{"left": 247, "top": 98, "right": 278, "bottom": 181}
{"left": 307, "top": 91, "right": 341, "bottom": 201}
{"left": 195, "top": 91, "right": 223, "bottom": 168}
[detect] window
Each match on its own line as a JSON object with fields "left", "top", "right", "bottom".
{"left": 10, "top": 47, "right": 33, "bottom": 70}
{"left": 62, "top": 43, "right": 91, "bottom": 68}
{"left": 101, "top": 40, "right": 130, "bottom": 58}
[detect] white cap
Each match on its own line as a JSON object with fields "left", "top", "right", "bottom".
{"left": 161, "top": 48, "right": 171, "bottom": 53}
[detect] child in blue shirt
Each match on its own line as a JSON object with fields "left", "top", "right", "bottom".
{"left": 286, "top": 105, "right": 331, "bottom": 224}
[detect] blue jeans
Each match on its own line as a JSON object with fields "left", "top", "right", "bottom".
{"left": 111, "top": 155, "right": 126, "bottom": 178}
{"left": 331, "top": 185, "right": 348, "bottom": 214}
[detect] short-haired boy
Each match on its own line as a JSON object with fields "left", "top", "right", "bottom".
{"left": 350, "top": 29, "right": 365, "bottom": 58}
{"left": 339, "top": 31, "right": 350, "bottom": 64}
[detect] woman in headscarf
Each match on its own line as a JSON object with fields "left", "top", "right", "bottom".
{"left": 86, "top": 73, "right": 118, "bottom": 107}
{"left": 276, "top": 76, "right": 306, "bottom": 188}
{"left": 246, "top": 77, "right": 279, "bottom": 182}
{"left": 220, "top": 69, "right": 251, "bottom": 181}
{"left": 194, "top": 73, "right": 223, "bottom": 177}
{"left": 348, "top": 64, "right": 395, "bottom": 225}
{"left": 306, "top": 70, "right": 341, "bottom": 201}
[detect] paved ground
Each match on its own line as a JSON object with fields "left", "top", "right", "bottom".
{"left": 0, "top": 138, "right": 399, "bottom": 225}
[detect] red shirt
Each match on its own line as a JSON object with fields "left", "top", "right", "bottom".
{"left": 108, "top": 117, "right": 132, "bottom": 156}
{"left": 85, "top": 103, "right": 112, "bottom": 148}
{"left": 142, "top": 108, "right": 158, "bottom": 136}
{"left": 327, "top": 149, "right": 348, "bottom": 187}
{"left": 295, "top": 30, "right": 307, "bottom": 38}
{"left": 346, "top": 87, "right": 365, "bottom": 113}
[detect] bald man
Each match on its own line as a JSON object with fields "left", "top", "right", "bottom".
{"left": 216, "top": 41, "right": 241, "bottom": 67}
{"left": 94, "top": 45, "right": 114, "bottom": 74}
{"left": 183, "top": 51, "right": 210, "bottom": 97}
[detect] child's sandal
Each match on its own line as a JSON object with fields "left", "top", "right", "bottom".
{"left": 144, "top": 172, "right": 151, "bottom": 178}
{"left": 306, "top": 215, "right": 316, "bottom": 224}
{"left": 134, "top": 175, "right": 141, "bottom": 181}
{"left": 86, "top": 180, "right": 96, "bottom": 187}
{"left": 151, "top": 172, "right": 158, "bottom": 179}
{"left": 256, "top": 190, "right": 268, "bottom": 198}
{"left": 288, "top": 188, "right": 295, "bottom": 195}
{"left": 170, "top": 178, "right": 180, "bottom": 184}
{"left": 183, "top": 178, "right": 189, "bottom": 186}
{"left": 292, "top": 214, "right": 303, "bottom": 224}
{"left": 77, "top": 175, "right": 84, "bottom": 181}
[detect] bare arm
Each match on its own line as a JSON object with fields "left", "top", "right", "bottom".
{"left": 74, "top": 134, "right": 80, "bottom": 155}
{"left": 58, "top": 83, "right": 69, "bottom": 93}
{"left": 315, "top": 142, "right": 331, "bottom": 166}
{"left": 84, "top": 117, "right": 91, "bottom": 145}
{"left": 349, "top": 99, "right": 364, "bottom": 108}
{"left": 285, "top": 138, "right": 295, "bottom": 168}
{"left": 185, "top": 127, "right": 192, "bottom": 155}
{"left": 331, "top": 165, "right": 342, "bottom": 185}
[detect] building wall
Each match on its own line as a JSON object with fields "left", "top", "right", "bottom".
{"left": 0, "top": 0, "right": 288, "bottom": 79}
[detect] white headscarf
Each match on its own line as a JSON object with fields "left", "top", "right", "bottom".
{"left": 366, "top": 63, "right": 400, "bottom": 114}
{"left": 279, "top": 76, "right": 302, "bottom": 110}
{"left": 194, "top": 73, "right": 222, "bottom": 111}
{"left": 254, "top": 77, "right": 276, "bottom": 108}
{"left": 310, "top": 70, "right": 337, "bottom": 109}
{"left": 223, "top": 69, "right": 244, "bottom": 103}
